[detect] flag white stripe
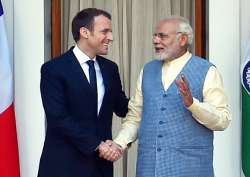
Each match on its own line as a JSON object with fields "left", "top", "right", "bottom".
{"left": 0, "top": 14, "right": 13, "bottom": 114}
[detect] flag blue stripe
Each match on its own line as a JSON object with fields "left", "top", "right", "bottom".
{"left": 0, "top": 0, "right": 3, "bottom": 16}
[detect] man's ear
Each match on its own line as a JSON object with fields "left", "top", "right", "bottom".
{"left": 179, "top": 34, "right": 189, "bottom": 47}
{"left": 79, "top": 27, "right": 89, "bottom": 39}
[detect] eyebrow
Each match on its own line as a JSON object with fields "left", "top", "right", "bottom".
{"left": 153, "top": 33, "right": 169, "bottom": 37}
{"left": 101, "top": 28, "right": 112, "bottom": 32}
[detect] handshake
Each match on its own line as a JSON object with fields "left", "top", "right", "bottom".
{"left": 98, "top": 140, "right": 124, "bottom": 162}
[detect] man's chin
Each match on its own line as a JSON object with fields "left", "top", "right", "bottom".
{"left": 155, "top": 53, "right": 168, "bottom": 61}
{"left": 98, "top": 51, "right": 108, "bottom": 56}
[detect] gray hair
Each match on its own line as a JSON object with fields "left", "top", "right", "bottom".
{"left": 164, "top": 16, "right": 194, "bottom": 45}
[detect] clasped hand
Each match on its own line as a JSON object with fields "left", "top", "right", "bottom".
{"left": 98, "top": 140, "right": 124, "bottom": 162}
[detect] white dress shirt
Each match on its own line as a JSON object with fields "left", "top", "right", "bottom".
{"left": 73, "top": 45, "right": 105, "bottom": 114}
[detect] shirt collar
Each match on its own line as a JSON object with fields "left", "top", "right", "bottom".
{"left": 163, "top": 51, "right": 192, "bottom": 66}
{"left": 73, "top": 45, "right": 96, "bottom": 64}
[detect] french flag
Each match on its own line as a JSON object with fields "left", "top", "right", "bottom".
{"left": 0, "top": 1, "right": 20, "bottom": 177}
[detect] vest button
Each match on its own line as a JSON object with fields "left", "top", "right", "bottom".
{"left": 161, "top": 107, "right": 166, "bottom": 111}
{"left": 157, "top": 148, "right": 162, "bottom": 152}
{"left": 159, "top": 121, "right": 164, "bottom": 125}
{"left": 158, "top": 134, "right": 163, "bottom": 138}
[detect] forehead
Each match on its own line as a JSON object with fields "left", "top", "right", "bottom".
{"left": 155, "top": 20, "right": 178, "bottom": 33}
{"left": 93, "top": 15, "right": 112, "bottom": 29}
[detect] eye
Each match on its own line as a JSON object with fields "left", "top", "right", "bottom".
{"left": 101, "top": 29, "right": 112, "bottom": 34}
{"left": 153, "top": 33, "right": 169, "bottom": 39}
{"left": 159, "top": 33, "right": 169, "bottom": 38}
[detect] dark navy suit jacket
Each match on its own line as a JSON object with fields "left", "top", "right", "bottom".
{"left": 38, "top": 48, "right": 128, "bottom": 177}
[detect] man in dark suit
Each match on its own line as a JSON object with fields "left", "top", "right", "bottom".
{"left": 38, "top": 8, "right": 128, "bottom": 177}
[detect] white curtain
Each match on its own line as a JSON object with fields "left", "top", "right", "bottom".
{"left": 61, "top": 1, "right": 193, "bottom": 176}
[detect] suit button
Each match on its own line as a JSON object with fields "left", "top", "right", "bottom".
{"left": 161, "top": 107, "right": 166, "bottom": 111}
{"left": 158, "top": 135, "right": 163, "bottom": 138}
{"left": 157, "top": 148, "right": 162, "bottom": 152}
{"left": 163, "top": 94, "right": 167, "bottom": 97}
{"left": 159, "top": 121, "right": 164, "bottom": 125}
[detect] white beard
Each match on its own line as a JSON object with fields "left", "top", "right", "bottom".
{"left": 154, "top": 52, "right": 172, "bottom": 61}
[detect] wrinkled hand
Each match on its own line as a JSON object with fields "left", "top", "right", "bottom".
{"left": 175, "top": 74, "right": 193, "bottom": 107}
{"left": 98, "top": 140, "right": 124, "bottom": 162}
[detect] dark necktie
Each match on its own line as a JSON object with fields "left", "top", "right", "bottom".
{"left": 87, "top": 60, "right": 98, "bottom": 114}
{"left": 87, "top": 60, "right": 97, "bottom": 92}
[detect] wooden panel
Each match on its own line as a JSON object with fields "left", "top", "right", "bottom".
{"left": 195, "top": 0, "right": 206, "bottom": 58}
{"left": 51, "top": 0, "right": 61, "bottom": 58}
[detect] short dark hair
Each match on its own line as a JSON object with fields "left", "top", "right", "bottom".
{"left": 71, "top": 8, "right": 111, "bottom": 42}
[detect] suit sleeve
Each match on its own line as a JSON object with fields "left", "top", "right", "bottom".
{"left": 113, "top": 65, "right": 129, "bottom": 117}
{"left": 40, "top": 64, "right": 101, "bottom": 156}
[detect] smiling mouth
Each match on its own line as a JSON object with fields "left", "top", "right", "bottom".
{"left": 103, "top": 44, "right": 109, "bottom": 49}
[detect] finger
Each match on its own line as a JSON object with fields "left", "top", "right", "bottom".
{"left": 99, "top": 151, "right": 105, "bottom": 158}
{"left": 106, "top": 154, "right": 116, "bottom": 161}
{"left": 113, "top": 152, "right": 122, "bottom": 161}
{"left": 111, "top": 153, "right": 120, "bottom": 161}
{"left": 99, "top": 148, "right": 107, "bottom": 158}
{"left": 105, "top": 152, "right": 116, "bottom": 161}
{"left": 99, "top": 148, "right": 108, "bottom": 158}
{"left": 114, "top": 145, "right": 123, "bottom": 155}
{"left": 101, "top": 150, "right": 110, "bottom": 159}
{"left": 176, "top": 83, "right": 186, "bottom": 94}
{"left": 107, "top": 151, "right": 120, "bottom": 161}
{"left": 176, "top": 83, "right": 186, "bottom": 97}
{"left": 99, "top": 143, "right": 110, "bottom": 157}
{"left": 181, "top": 74, "right": 190, "bottom": 90}
{"left": 106, "top": 146, "right": 121, "bottom": 160}
{"left": 175, "top": 79, "right": 183, "bottom": 90}
{"left": 175, "top": 78, "right": 185, "bottom": 89}
{"left": 116, "top": 148, "right": 123, "bottom": 156}
{"left": 105, "top": 140, "right": 113, "bottom": 146}
{"left": 181, "top": 74, "right": 187, "bottom": 83}
{"left": 175, "top": 77, "right": 191, "bottom": 98}
{"left": 180, "top": 90, "right": 188, "bottom": 97}
{"left": 103, "top": 147, "right": 114, "bottom": 160}
{"left": 100, "top": 143, "right": 109, "bottom": 152}
{"left": 178, "top": 86, "right": 189, "bottom": 97}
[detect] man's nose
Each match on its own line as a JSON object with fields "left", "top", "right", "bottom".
{"left": 108, "top": 32, "right": 113, "bottom": 41}
{"left": 153, "top": 36, "right": 160, "bottom": 44}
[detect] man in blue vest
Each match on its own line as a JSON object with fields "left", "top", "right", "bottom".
{"left": 101, "top": 16, "right": 232, "bottom": 177}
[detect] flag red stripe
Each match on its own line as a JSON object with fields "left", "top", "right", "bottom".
{"left": 0, "top": 104, "right": 20, "bottom": 177}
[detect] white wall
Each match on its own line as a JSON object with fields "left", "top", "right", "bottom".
{"left": 209, "top": 0, "right": 241, "bottom": 177}
{"left": 241, "top": 0, "right": 250, "bottom": 54}
{"left": 2, "top": 0, "right": 46, "bottom": 177}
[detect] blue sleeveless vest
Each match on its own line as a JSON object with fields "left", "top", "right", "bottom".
{"left": 136, "top": 56, "right": 214, "bottom": 177}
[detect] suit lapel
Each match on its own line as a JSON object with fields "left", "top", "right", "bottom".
{"left": 66, "top": 49, "right": 93, "bottom": 92}
{"left": 67, "top": 52, "right": 113, "bottom": 117}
